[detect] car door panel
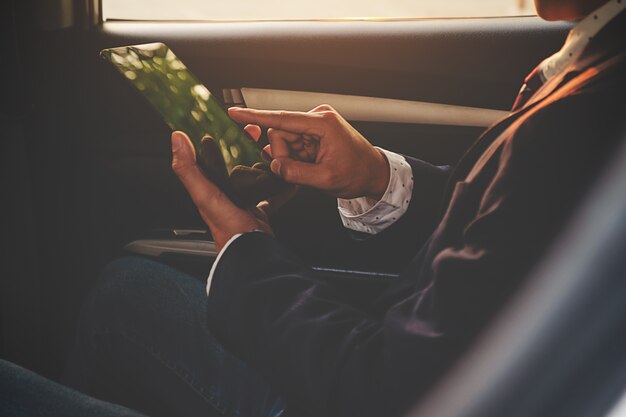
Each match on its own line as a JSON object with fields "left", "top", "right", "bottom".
{"left": 82, "top": 18, "right": 569, "bottom": 263}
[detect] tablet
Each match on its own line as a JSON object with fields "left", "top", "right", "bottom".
{"left": 100, "top": 42, "right": 264, "bottom": 175}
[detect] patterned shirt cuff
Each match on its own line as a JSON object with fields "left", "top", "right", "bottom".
{"left": 337, "top": 148, "right": 414, "bottom": 234}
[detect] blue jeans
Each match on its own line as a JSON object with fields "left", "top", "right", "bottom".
{"left": 0, "top": 359, "right": 147, "bottom": 417}
{"left": 63, "top": 256, "right": 286, "bottom": 417}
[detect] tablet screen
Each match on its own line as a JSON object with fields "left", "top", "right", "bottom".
{"left": 100, "top": 42, "right": 263, "bottom": 174}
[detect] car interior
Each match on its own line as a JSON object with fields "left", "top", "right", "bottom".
{"left": 1, "top": 0, "right": 625, "bottom": 415}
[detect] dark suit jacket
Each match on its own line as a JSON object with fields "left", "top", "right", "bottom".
{"left": 206, "top": 12, "right": 626, "bottom": 417}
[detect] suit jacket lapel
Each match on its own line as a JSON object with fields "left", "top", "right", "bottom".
{"left": 438, "top": 99, "right": 540, "bottom": 211}
{"left": 439, "top": 9, "right": 626, "bottom": 211}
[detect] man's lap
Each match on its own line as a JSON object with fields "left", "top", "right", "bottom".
{"left": 64, "top": 256, "right": 285, "bottom": 417}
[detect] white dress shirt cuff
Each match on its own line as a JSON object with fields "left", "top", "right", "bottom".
{"left": 337, "top": 148, "right": 414, "bottom": 234}
{"left": 206, "top": 233, "right": 245, "bottom": 296}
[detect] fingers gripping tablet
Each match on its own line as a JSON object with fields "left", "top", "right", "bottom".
{"left": 100, "top": 42, "right": 289, "bottom": 207}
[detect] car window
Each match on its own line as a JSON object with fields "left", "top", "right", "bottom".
{"left": 103, "top": 0, "right": 536, "bottom": 21}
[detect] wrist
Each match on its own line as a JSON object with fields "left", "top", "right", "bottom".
{"left": 208, "top": 221, "right": 265, "bottom": 252}
{"left": 365, "top": 148, "right": 390, "bottom": 201}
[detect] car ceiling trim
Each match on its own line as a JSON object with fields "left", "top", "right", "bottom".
{"left": 240, "top": 88, "right": 509, "bottom": 127}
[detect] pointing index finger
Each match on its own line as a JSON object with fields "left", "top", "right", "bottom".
{"left": 228, "top": 107, "right": 324, "bottom": 136}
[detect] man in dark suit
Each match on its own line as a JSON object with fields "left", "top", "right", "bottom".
{"left": 58, "top": 1, "right": 626, "bottom": 417}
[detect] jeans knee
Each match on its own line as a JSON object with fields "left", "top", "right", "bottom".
{"left": 78, "top": 257, "right": 161, "bottom": 331}
{"left": 77, "top": 255, "right": 205, "bottom": 342}
{"left": 100, "top": 256, "right": 159, "bottom": 286}
{"left": 98, "top": 255, "right": 173, "bottom": 295}
{"left": 0, "top": 359, "right": 17, "bottom": 379}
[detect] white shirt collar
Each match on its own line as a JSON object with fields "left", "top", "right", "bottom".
{"left": 540, "top": 0, "right": 626, "bottom": 81}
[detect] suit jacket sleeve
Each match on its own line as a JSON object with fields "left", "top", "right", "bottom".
{"left": 205, "top": 158, "right": 453, "bottom": 417}
{"left": 340, "top": 156, "right": 451, "bottom": 268}
{"left": 206, "top": 232, "right": 452, "bottom": 417}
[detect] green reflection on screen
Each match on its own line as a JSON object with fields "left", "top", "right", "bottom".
{"left": 100, "top": 42, "right": 263, "bottom": 174}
